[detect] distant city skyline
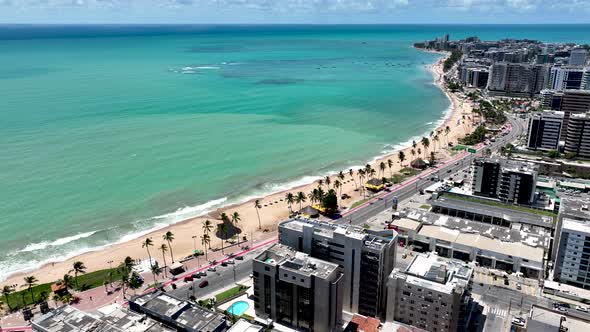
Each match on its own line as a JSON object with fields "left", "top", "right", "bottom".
{"left": 1, "top": 0, "right": 590, "bottom": 24}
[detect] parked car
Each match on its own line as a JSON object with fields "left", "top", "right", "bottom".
{"left": 184, "top": 275, "right": 193, "bottom": 282}
{"left": 235, "top": 256, "right": 244, "bottom": 261}
{"left": 511, "top": 317, "right": 525, "bottom": 327}
{"left": 191, "top": 273, "right": 200, "bottom": 279}
{"left": 516, "top": 283, "right": 522, "bottom": 290}
{"left": 226, "top": 259, "right": 235, "bottom": 265}
{"left": 208, "top": 267, "right": 216, "bottom": 272}
{"left": 576, "top": 305, "right": 588, "bottom": 313}
{"left": 198, "top": 280, "right": 209, "bottom": 288}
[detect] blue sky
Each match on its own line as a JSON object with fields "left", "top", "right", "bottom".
{"left": 1, "top": 0, "right": 589, "bottom": 24}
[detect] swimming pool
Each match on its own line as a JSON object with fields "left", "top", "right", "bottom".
{"left": 227, "top": 301, "right": 249, "bottom": 316}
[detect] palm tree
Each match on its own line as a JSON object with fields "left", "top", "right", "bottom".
{"left": 325, "top": 176, "right": 331, "bottom": 188}
{"left": 387, "top": 159, "right": 394, "bottom": 178}
{"left": 150, "top": 262, "right": 162, "bottom": 287}
{"left": 369, "top": 168, "right": 376, "bottom": 178}
{"left": 412, "top": 140, "right": 417, "bottom": 150}
{"left": 379, "top": 161, "right": 386, "bottom": 178}
{"left": 417, "top": 147, "right": 422, "bottom": 158}
{"left": 411, "top": 149, "right": 416, "bottom": 161}
{"left": 295, "top": 191, "right": 306, "bottom": 211}
{"left": 398, "top": 151, "right": 406, "bottom": 167}
{"left": 22, "top": 276, "right": 38, "bottom": 304}
{"left": 142, "top": 238, "right": 154, "bottom": 269}
{"left": 202, "top": 220, "right": 213, "bottom": 237}
{"left": 358, "top": 169, "right": 366, "bottom": 198}
{"left": 201, "top": 234, "right": 211, "bottom": 261}
{"left": 338, "top": 171, "right": 345, "bottom": 183}
{"left": 318, "top": 179, "right": 324, "bottom": 188}
{"left": 308, "top": 190, "right": 316, "bottom": 205}
{"left": 285, "top": 193, "right": 295, "bottom": 214}
{"left": 71, "top": 261, "right": 86, "bottom": 289}
{"left": 218, "top": 223, "right": 228, "bottom": 255}
{"left": 220, "top": 212, "right": 230, "bottom": 223}
{"left": 317, "top": 187, "right": 325, "bottom": 202}
{"left": 159, "top": 244, "right": 168, "bottom": 277}
{"left": 2, "top": 285, "right": 13, "bottom": 311}
{"left": 231, "top": 211, "right": 241, "bottom": 226}
{"left": 434, "top": 134, "right": 440, "bottom": 152}
{"left": 445, "top": 126, "right": 451, "bottom": 145}
{"left": 163, "top": 231, "right": 175, "bottom": 263}
{"left": 421, "top": 137, "right": 430, "bottom": 158}
{"left": 430, "top": 151, "right": 436, "bottom": 164}
{"left": 349, "top": 169, "right": 357, "bottom": 189}
{"left": 334, "top": 179, "right": 342, "bottom": 197}
{"left": 254, "top": 200, "right": 262, "bottom": 230}
{"left": 364, "top": 164, "right": 372, "bottom": 178}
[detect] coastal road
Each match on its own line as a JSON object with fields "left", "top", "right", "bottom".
{"left": 340, "top": 113, "right": 525, "bottom": 226}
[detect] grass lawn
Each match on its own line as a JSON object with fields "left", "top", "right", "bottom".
{"left": 215, "top": 284, "right": 249, "bottom": 303}
{"left": 419, "top": 204, "right": 431, "bottom": 210}
{"left": 3, "top": 267, "right": 125, "bottom": 311}
{"left": 350, "top": 197, "right": 371, "bottom": 209}
{"left": 444, "top": 193, "right": 557, "bottom": 220}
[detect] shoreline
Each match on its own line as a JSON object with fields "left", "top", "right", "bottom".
{"left": 1, "top": 51, "right": 476, "bottom": 288}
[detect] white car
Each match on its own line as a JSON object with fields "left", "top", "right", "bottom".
{"left": 511, "top": 317, "right": 525, "bottom": 327}
{"left": 576, "top": 305, "right": 588, "bottom": 313}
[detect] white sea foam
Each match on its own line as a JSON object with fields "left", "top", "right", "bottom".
{"left": 19, "top": 231, "right": 97, "bottom": 253}
{"left": 196, "top": 66, "right": 220, "bottom": 70}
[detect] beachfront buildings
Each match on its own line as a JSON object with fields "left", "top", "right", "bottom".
{"left": 569, "top": 48, "right": 588, "bottom": 66}
{"left": 553, "top": 198, "right": 590, "bottom": 289}
{"left": 386, "top": 253, "right": 475, "bottom": 332}
{"left": 486, "top": 62, "right": 549, "bottom": 97}
{"left": 252, "top": 244, "right": 343, "bottom": 332}
{"left": 526, "top": 110, "right": 564, "bottom": 151}
{"left": 277, "top": 217, "right": 397, "bottom": 318}
{"left": 564, "top": 112, "right": 590, "bottom": 159}
{"left": 560, "top": 90, "right": 590, "bottom": 139}
{"left": 550, "top": 66, "right": 586, "bottom": 91}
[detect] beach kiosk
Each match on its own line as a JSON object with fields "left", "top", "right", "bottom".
{"left": 300, "top": 206, "right": 320, "bottom": 218}
{"left": 168, "top": 262, "right": 185, "bottom": 275}
{"left": 410, "top": 158, "right": 429, "bottom": 170}
{"left": 365, "top": 178, "right": 384, "bottom": 192}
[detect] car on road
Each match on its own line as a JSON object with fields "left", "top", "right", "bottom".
{"left": 226, "top": 259, "right": 235, "bottom": 265}
{"left": 511, "top": 317, "right": 526, "bottom": 327}
{"left": 516, "top": 283, "right": 522, "bottom": 290}
{"left": 198, "top": 280, "right": 209, "bottom": 288}
{"left": 184, "top": 275, "right": 193, "bottom": 282}
{"left": 191, "top": 273, "right": 200, "bottom": 279}
{"left": 221, "top": 262, "right": 228, "bottom": 267}
{"left": 576, "top": 305, "right": 589, "bottom": 313}
{"left": 208, "top": 267, "right": 216, "bottom": 272}
{"left": 235, "top": 256, "right": 244, "bottom": 261}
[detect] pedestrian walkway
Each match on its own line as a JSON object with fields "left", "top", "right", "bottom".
{"left": 484, "top": 306, "right": 508, "bottom": 318}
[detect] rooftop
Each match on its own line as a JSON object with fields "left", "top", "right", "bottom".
{"left": 428, "top": 193, "right": 554, "bottom": 228}
{"left": 227, "top": 319, "right": 263, "bottom": 332}
{"left": 560, "top": 197, "right": 590, "bottom": 220}
{"left": 279, "top": 217, "right": 395, "bottom": 250}
{"left": 392, "top": 253, "right": 473, "bottom": 294}
{"left": 255, "top": 244, "right": 340, "bottom": 279}
{"left": 345, "top": 314, "right": 381, "bottom": 332}
{"left": 527, "top": 305, "right": 590, "bottom": 332}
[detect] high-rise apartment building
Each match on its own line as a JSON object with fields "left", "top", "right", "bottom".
{"left": 252, "top": 244, "right": 343, "bottom": 332}
{"left": 553, "top": 199, "right": 590, "bottom": 289}
{"left": 498, "top": 163, "right": 538, "bottom": 205}
{"left": 550, "top": 66, "right": 585, "bottom": 91}
{"left": 471, "top": 158, "right": 501, "bottom": 198}
{"left": 560, "top": 90, "right": 590, "bottom": 140}
{"left": 487, "top": 62, "right": 547, "bottom": 96}
{"left": 278, "top": 218, "right": 397, "bottom": 318}
{"left": 564, "top": 112, "right": 590, "bottom": 159}
{"left": 540, "top": 89, "right": 564, "bottom": 111}
{"left": 526, "top": 110, "right": 564, "bottom": 151}
{"left": 569, "top": 48, "right": 588, "bottom": 66}
{"left": 386, "top": 253, "right": 475, "bottom": 332}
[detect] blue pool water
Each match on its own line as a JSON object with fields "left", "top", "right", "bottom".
{"left": 228, "top": 301, "right": 249, "bottom": 316}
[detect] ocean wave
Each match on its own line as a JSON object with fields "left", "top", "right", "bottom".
{"left": 19, "top": 231, "right": 97, "bottom": 253}
{"left": 196, "top": 66, "right": 220, "bottom": 70}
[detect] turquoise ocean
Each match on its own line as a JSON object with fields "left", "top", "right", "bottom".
{"left": 1, "top": 25, "right": 589, "bottom": 280}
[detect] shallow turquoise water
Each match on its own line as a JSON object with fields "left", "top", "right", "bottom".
{"left": 1, "top": 25, "right": 589, "bottom": 280}
{"left": 228, "top": 301, "right": 249, "bottom": 316}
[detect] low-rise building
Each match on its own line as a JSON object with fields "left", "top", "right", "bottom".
{"left": 386, "top": 253, "right": 475, "bottom": 332}
{"left": 278, "top": 218, "right": 397, "bottom": 318}
{"left": 252, "top": 244, "right": 343, "bottom": 332}
{"left": 32, "top": 304, "right": 174, "bottom": 332}
{"left": 129, "top": 291, "right": 226, "bottom": 332}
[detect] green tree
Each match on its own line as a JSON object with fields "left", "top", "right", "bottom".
{"left": 379, "top": 161, "right": 386, "bottom": 178}
{"left": 142, "top": 238, "right": 154, "bottom": 269}
{"left": 218, "top": 223, "right": 228, "bottom": 255}
{"left": 254, "top": 200, "right": 262, "bottom": 230}
{"left": 71, "top": 261, "right": 86, "bottom": 290}
{"left": 22, "top": 276, "right": 38, "bottom": 305}
{"left": 387, "top": 159, "right": 394, "bottom": 178}
{"left": 201, "top": 234, "right": 211, "bottom": 261}
{"left": 349, "top": 169, "right": 357, "bottom": 189}
{"left": 338, "top": 171, "right": 345, "bottom": 183}
{"left": 321, "top": 189, "right": 339, "bottom": 215}
{"left": 163, "top": 231, "right": 175, "bottom": 263}
{"left": 150, "top": 262, "right": 162, "bottom": 287}
{"left": 334, "top": 179, "right": 342, "bottom": 197}
{"left": 220, "top": 212, "right": 229, "bottom": 223}
{"left": 159, "top": 244, "right": 168, "bottom": 277}
{"left": 421, "top": 137, "right": 430, "bottom": 158}
{"left": 295, "top": 191, "right": 307, "bottom": 211}
{"left": 231, "top": 211, "right": 241, "bottom": 226}
{"left": 2, "top": 285, "right": 13, "bottom": 311}
{"left": 398, "top": 151, "right": 406, "bottom": 167}
{"left": 445, "top": 126, "right": 451, "bottom": 145}
{"left": 202, "top": 219, "right": 213, "bottom": 236}
{"left": 547, "top": 150, "right": 560, "bottom": 159}
{"left": 325, "top": 176, "right": 331, "bottom": 188}
{"left": 285, "top": 193, "right": 295, "bottom": 214}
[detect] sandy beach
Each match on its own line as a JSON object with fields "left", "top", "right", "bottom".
{"left": 1, "top": 52, "right": 476, "bottom": 288}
